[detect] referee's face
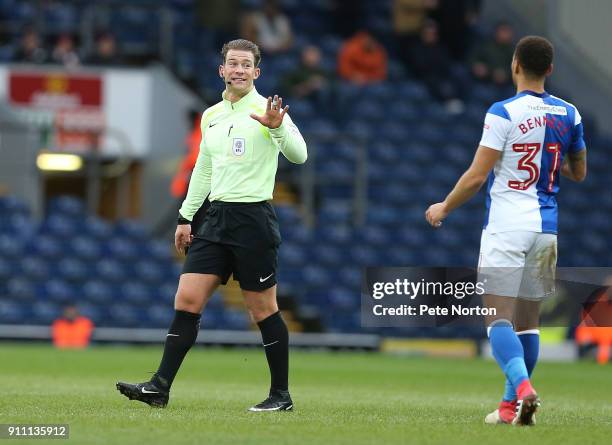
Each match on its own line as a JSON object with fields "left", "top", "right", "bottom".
{"left": 220, "top": 49, "right": 260, "bottom": 94}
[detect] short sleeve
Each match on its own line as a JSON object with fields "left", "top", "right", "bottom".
{"left": 569, "top": 108, "right": 586, "bottom": 153}
{"left": 479, "top": 103, "right": 512, "bottom": 151}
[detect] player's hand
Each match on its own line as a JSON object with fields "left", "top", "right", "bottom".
{"left": 425, "top": 202, "right": 449, "bottom": 228}
{"left": 175, "top": 224, "right": 193, "bottom": 255}
{"left": 250, "top": 95, "right": 289, "bottom": 129}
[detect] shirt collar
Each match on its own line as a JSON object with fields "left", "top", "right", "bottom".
{"left": 222, "top": 87, "right": 258, "bottom": 111}
{"left": 519, "top": 89, "right": 550, "bottom": 98}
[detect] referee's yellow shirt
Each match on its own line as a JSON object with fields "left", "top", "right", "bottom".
{"left": 179, "top": 87, "right": 307, "bottom": 221}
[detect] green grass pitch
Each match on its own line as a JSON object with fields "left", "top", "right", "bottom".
{"left": 1, "top": 342, "right": 611, "bottom": 444}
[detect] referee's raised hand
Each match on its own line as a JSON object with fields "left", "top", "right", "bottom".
{"left": 250, "top": 95, "right": 289, "bottom": 129}
{"left": 174, "top": 223, "right": 193, "bottom": 255}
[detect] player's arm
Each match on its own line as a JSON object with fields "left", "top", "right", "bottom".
{"left": 178, "top": 141, "right": 212, "bottom": 222}
{"left": 561, "top": 148, "right": 587, "bottom": 182}
{"left": 271, "top": 112, "right": 308, "bottom": 164}
{"left": 425, "top": 145, "right": 501, "bottom": 227}
{"left": 175, "top": 114, "right": 212, "bottom": 253}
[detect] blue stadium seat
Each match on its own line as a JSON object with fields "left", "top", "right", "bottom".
{"left": 0, "top": 257, "right": 14, "bottom": 287}
{"left": 201, "top": 308, "right": 224, "bottom": 329}
{"left": 441, "top": 143, "right": 473, "bottom": 167}
{"left": 119, "top": 282, "right": 152, "bottom": 305}
{"left": 146, "top": 304, "right": 174, "bottom": 328}
{"left": 0, "top": 212, "right": 35, "bottom": 236}
{"left": 47, "top": 195, "right": 84, "bottom": 217}
{"left": 369, "top": 140, "right": 401, "bottom": 164}
{"left": 144, "top": 240, "right": 173, "bottom": 262}
{"left": 114, "top": 219, "right": 149, "bottom": 241}
{"left": 387, "top": 247, "right": 419, "bottom": 266}
{"left": 57, "top": 258, "right": 90, "bottom": 282}
{"left": 336, "top": 266, "right": 361, "bottom": 290}
{"left": 313, "top": 245, "right": 345, "bottom": 266}
{"left": 279, "top": 242, "right": 309, "bottom": 267}
{"left": 108, "top": 303, "right": 142, "bottom": 328}
{"left": 313, "top": 224, "right": 353, "bottom": 244}
{"left": 105, "top": 237, "right": 140, "bottom": 260}
{"left": 366, "top": 205, "right": 402, "bottom": 225}
{"left": 31, "top": 301, "right": 60, "bottom": 325}
{"left": 328, "top": 287, "right": 359, "bottom": 311}
{"left": 352, "top": 99, "right": 385, "bottom": 123}
{"left": 302, "top": 265, "right": 333, "bottom": 289}
{"left": 357, "top": 226, "right": 393, "bottom": 246}
{"left": 133, "top": 259, "right": 165, "bottom": 285}
{"left": 280, "top": 225, "right": 313, "bottom": 243}
{"left": 274, "top": 204, "right": 302, "bottom": 225}
{"left": 40, "top": 214, "right": 77, "bottom": 238}
{"left": 317, "top": 159, "right": 354, "bottom": 181}
{"left": 225, "top": 309, "right": 251, "bottom": 330}
{"left": 350, "top": 245, "right": 382, "bottom": 265}
{"left": 84, "top": 216, "right": 113, "bottom": 240}
{"left": 304, "top": 119, "right": 339, "bottom": 138}
{"left": 0, "top": 300, "right": 29, "bottom": 324}
{"left": 19, "top": 257, "right": 51, "bottom": 281}
{"left": 318, "top": 199, "right": 352, "bottom": 224}
{"left": 153, "top": 282, "right": 177, "bottom": 305}
{"left": 82, "top": 280, "right": 115, "bottom": 305}
{"left": 397, "top": 80, "right": 429, "bottom": 102}
{"left": 96, "top": 259, "right": 128, "bottom": 283}
{"left": 7, "top": 277, "right": 37, "bottom": 301}
{"left": 0, "top": 195, "right": 30, "bottom": 214}
{"left": 70, "top": 236, "right": 102, "bottom": 260}
{"left": 0, "top": 233, "right": 24, "bottom": 258}
{"left": 388, "top": 101, "right": 419, "bottom": 122}
{"left": 344, "top": 119, "right": 374, "bottom": 140}
{"left": 42, "top": 279, "right": 77, "bottom": 304}
{"left": 28, "top": 235, "right": 64, "bottom": 259}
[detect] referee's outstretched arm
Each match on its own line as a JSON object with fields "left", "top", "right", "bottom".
{"left": 251, "top": 94, "right": 308, "bottom": 164}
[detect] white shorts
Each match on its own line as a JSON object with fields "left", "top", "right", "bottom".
{"left": 478, "top": 230, "right": 557, "bottom": 300}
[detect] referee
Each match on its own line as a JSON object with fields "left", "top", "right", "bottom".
{"left": 117, "top": 39, "right": 307, "bottom": 411}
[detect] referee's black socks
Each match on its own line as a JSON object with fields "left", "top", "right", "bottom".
{"left": 257, "top": 311, "right": 289, "bottom": 392}
{"left": 153, "top": 310, "right": 201, "bottom": 390}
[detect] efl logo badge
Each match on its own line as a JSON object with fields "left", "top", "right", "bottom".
{"left": 232, "top": 138, "right": 246, "bottom": 156}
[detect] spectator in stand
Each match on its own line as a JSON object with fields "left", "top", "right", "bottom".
{"left": 195, "top": 0, "right": 240, "bottom": 50}
{"left": 330, "top": 0, "right": 365, "bottom": 38}
{"left": 50, "top": 33, "right": 80, "bottom": 68}
{"left": 85, "top": 32, "right": 123, "bottom": 66}
{"left": 241, "top": 0, "right": 293, "bottom": 55}
{"left": 469, "top": 21, "right": 515, "bottom": 86}
{"left": 52, "top": 304, "right": 94, "bottom": 349}
{"left": 13, "top": 27, "right": 47, "bottom": 64}
{"left": 338, "top": 31, "right": 387, "bottom": 84}
{"left": 428, "top": 0, "right": 481, "bottom": 61}
{"left": 280, "top": 45, "right": 334, "bottom": 106}
{"left": 406, "top": 20, "right": 462, "bottom": 109}
{"left": 393, "top": 0, "right": 437, "bottom": 48}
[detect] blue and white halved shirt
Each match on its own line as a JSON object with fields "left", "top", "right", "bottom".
{"left": 479, "top": 90, "right": 586, "bottom": 234}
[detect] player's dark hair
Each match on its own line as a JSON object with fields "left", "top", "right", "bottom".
{"left": 221, "top": 39, "right": 261, "bottom": 67}
{"left": 514, "top": 36, "right": 554, "bottom": 78}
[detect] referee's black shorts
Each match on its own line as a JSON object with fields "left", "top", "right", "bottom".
{"left": 182, "top": 201, "right": 281, "bottom": 291}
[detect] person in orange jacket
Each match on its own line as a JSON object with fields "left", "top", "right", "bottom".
{"left": 337, "top": 31, "right": 388, "bottom": 84}
{"left": 171, "top": 110, "right": 203, "bottom": 199}
{"left": 52, "top": 304, "right": 94, "bottom": 349}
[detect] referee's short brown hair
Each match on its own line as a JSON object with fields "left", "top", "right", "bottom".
{"left": 221, "top": 39, "right": 261, "bottom": 67}
{"left": 514, "top": 36, "right": 554, "bottom": 78}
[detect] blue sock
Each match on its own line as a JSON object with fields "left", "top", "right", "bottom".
{"left": 502, "top": 330, "right": 540, "bottom": 401}
{"left": 519, "top": 331, "right": 540, "bottom": 375}
{"left": 488, "top": 320, "right": 529, "bottom": 391}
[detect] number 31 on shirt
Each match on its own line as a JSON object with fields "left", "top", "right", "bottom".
{"left": 508, "top": 142, "right": 561, "bottom": 192}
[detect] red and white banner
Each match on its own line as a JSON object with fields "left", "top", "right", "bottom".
{"left": 8, "top": 71, "right": 104, "bottom": 152}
